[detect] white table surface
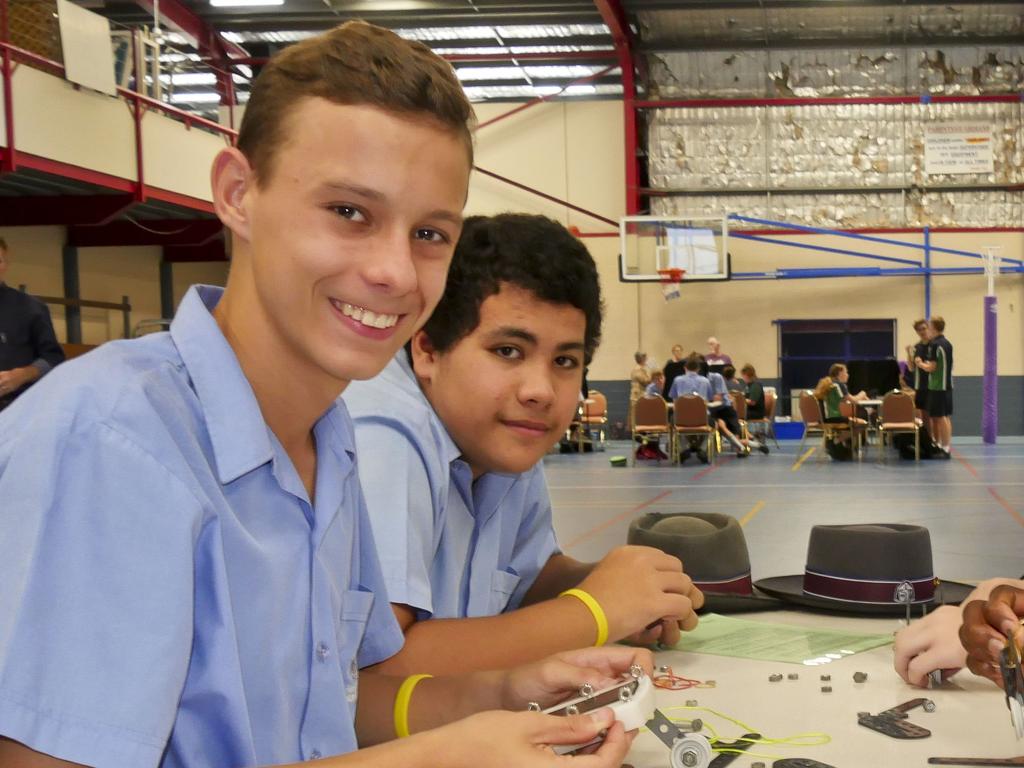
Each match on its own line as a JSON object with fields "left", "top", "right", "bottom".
{"left": 625, "top": 609, "right": 1016, "bottom": 767}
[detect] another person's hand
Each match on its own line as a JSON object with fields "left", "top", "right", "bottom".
{"left": 576, "top": 545, "right": 704, "bottom": 645}
{"left": 498, "top": 646, "right": 654, "bottom": 711}
{"left": 961, "top": 585, "right": 1024, "bottom": 687}
{"left": 893, "top": 605, "right": 965, "bottom": 686}
{"left": 0, "top": 367, "right": 32, "bottom": 396}
{"left": 428, "top": 708, "right": 635, "bottom": 768}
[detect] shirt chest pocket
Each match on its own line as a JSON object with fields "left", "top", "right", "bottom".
{"left": 338, "top": 589, "right": 375, "bottom": 708}
{"left": 489, "top": 568, "right": 521, "bottom": 614}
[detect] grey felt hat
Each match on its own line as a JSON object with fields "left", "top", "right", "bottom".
{"left": 754, "top": 523, "right": 975, "bottom": 616}
{"left": 628, "top": 512, "right": 783, "bottom": 613}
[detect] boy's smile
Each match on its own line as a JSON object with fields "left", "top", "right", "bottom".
{"left": 413, "top": 283, "right": 587, "bottom": 478}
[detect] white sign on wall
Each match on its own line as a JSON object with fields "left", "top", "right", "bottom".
{"left": 57, "top": 0, "right": 117, "bottom": 97}
{"left": 923, "top": 122, "right": 994, "bottom": 175}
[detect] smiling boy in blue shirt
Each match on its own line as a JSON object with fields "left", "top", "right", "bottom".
{"left": 345, "top": 214, "right": 703, "bottom": 676}
{"left": 0, "top": 23, "right": 645, "bottom": 768}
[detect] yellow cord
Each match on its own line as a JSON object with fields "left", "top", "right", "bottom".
{"left": 654, "top": 704, "right": 831, "bottom": 761}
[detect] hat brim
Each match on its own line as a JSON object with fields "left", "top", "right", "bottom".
{"left": 753, "top": 575, "right": 976, "bottom": 616}
{"left": 699, "top": 590, "right": 785, "bottom": 614}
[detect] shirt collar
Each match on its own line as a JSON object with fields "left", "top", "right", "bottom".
{"left": 393, "top": 351, "right": 462, "bottom": 468}
{"left": 170, "top": 285, "right": 276, "bottom": 485}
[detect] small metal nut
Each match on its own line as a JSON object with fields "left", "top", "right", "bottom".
{"left": 685, "top": 699, "right": 698, "bottom": 707}
{"left": 658, "top": 664, "right": 670, "bottom": 674}
{"left": 629, "top": 663, "right": 643, "bottom": 678}
{"left": 820, "top": 674, "right": 831, "bottom": 681}
{"left": 579, "top": 683, "right": 594, "bottom": 698}
{"left": 618, "top": 687, "right": 633, "bottom": 702}
{"left": 923, "top": 699, "right": 936, "bottom": 713}
{"left": 821, "top": 685, "right": 832, "bottom": 693}
{"left": 565, "top": 704, "right": 579, "bottom": 715}
{"left": 787, "top": 673, "right": 799, "bottom": 680}
{"left": 527, "top": 701, "right": 541, "bottom": 712}
{"left": 769, "top": 673, "right": 783, "bottom": 682}
{"left": 688, "top": 718, "right": 703, "bottom": 732}
{"left": 853, "top": 671, "right": 868, "bottom": 683}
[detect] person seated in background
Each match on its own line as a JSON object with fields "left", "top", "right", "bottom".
{"left": 813, "top": 363, "right": 866, "bottom": 457}
{"left": 707, "top": 371, "right": 767, "bottom": 457}
{"left": 722, "top": 364, "right": 745, "bottom": 395}
{"left": 344, "top": 214, "right": 704, "bottom": 677}
{"left": 740, "top": 364, "right": 766, "bottom": 420}
{"left": 705, "top": 336, "right": 732, "bottom": 369}
{"left": 668, "top": 353, "right": 712, "bottom": 464}
{"left": 894, "top": 577, "right": 1024, "bottom": 687}
{"left": 662, "top": 343, "right": 686, "bottom": 400}
{"left": 646, "top": 369, "right": 666, "bottom": 398}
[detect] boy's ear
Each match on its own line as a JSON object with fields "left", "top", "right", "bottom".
{"left": 211, "top": 147, "right": 254, "bottom": 245}
{"left": 410, "top": 330, "right": 440, "bottom": 383}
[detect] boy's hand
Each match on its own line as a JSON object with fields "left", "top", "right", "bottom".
{"left": 576, "top": 545, "right": 704, "bottom": 643}
{"left": 961, "top": 585, "right": 1024, "bottom": 686}
{"left": 429, "top": 709, "right": 635, "bottom": 768}
{"left": 498, "top": 646, "right": 654, "bottom": 711}
{"left": 893, "top": 605, "right": 965, "bottom": 686}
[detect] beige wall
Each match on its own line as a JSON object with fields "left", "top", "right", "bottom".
{"left": 466, "top": 100, "right": 1024, "bottom": 380}
{"left": 4, "top": 98, "right": 1021, "bottom": 374}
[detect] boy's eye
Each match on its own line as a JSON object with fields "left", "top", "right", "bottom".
{"left": 494, "top": 346, "right": 522, "bottom": 360}
{"left": 415, "top": 228, "right": 449, "bottom": 244}
{"left": 555, "top": 355, "right": 580, "bottom": 369}
{"left": 329, "top": 205, "right": 367, "bottom": 222}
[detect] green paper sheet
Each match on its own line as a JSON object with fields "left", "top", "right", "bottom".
{"left": 668, "top": 613, "right": 892, "bottom": 664}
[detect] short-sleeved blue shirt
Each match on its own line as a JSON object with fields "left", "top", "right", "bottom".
{"left": 343, "top": 353, "right": 560, "bottom": 620}
{"left": 668, "top": 371, "right": 711, "bottom": 401}
{"left": 0, "top": 285, "right": 403, "bottom": 768}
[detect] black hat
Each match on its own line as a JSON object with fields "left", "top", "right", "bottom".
{"left": 627, "top": 512, "right": 783, "bottom": 614}
{"left": 754, "top": 523, "right": 975, "bottom": 616}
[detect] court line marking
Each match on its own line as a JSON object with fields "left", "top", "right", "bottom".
{"left": 790, "top": 447, "right": 815, "bottom": 471}
{"left": 738, "top": 500, "right": 765, "bottom": 527}
{"left": 562, "top": 489, "right": 673, "bottom": 551}
{"left": 951, "top": 448, "right": 1024, "bottom": 528}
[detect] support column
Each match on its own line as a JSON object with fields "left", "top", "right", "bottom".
{"left": 62, "top": 243, "right": 81, "bottom": 344}
{"left": 159, "top": 258, "right": 174, "bottom": 319}
{"left": 982, "top": 247, "right": 999, "bottom": 444}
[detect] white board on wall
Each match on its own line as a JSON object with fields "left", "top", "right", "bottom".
{"left": 923, "top": 122, "right": 994, "bottom": 175}
{"left": 57, "top": 0, "right": 117, "bottom": 97}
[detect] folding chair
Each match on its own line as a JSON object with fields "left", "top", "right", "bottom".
{"left": 798, "top": 390, "right": 826, "bottom": 452}
{"left": 746, "top": 390, "right": 779, "bottom": 448}
{"left": 673, "top": 394, "right": 716, "bottom": 464}
{"left": 729, "top": 390, "right": 750, "bottom": 441}
{"left": 581, "top": 390, "right": 608, "bottom": 447}
{"left": 877, "top": 390, "right": 920, "bottom": 461}
{"left": 631, "top": 396, "right": 672, "bottom": 466}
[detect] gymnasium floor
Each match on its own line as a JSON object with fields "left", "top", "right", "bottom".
{"left": 544, "top": 437, "right": 1024, "bottom": 586}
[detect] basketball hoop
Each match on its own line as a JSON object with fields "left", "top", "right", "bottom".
{"left": 657, "top": 268, "right": 686, "bottom": 301}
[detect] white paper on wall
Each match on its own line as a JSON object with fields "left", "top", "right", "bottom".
{"left": 924, "top": 122, "right": 994, "bottom": 175}
{"left": 57, "top": 0, "right": 117, "bottom": 97}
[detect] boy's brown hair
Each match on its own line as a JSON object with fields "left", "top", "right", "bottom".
{"left": 740, "top": 363, "right": 756, "bottom": 377}
{"left": 913, "top": 318, "right": 927, "bottom": 331}
{"left": 929, "top": 316, "right": 945, "bottom": 333}
{"left": 238, "top": 21, "right": 475, "bottom": 185}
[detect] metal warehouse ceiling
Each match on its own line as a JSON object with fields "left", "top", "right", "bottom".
{"left": 90, "top": 0, "right": 1023, "bottom": 111}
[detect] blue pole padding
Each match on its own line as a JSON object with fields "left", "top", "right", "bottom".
{"left": 924, "top": 227, "right": 932, "bottom": 318}
{"left": 731, "top": 232, "right": 922, "bottom": 267}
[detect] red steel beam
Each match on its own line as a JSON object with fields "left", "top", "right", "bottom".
{"left": 593, "top": 0, "right": 640, "bottom": 215}
{"left": 131, "top": 0, "right": 245, "bottom": 104}
{"left": 69, "top": 219, "right": 223, "bottom": 247}
{"left": 0, "top": 194, "right": 136, "bottom": 226}
{"left": 473, "top": 167, "right": 618, "bottom": 227}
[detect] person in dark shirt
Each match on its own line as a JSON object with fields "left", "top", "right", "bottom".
{"left": 661, "top": 343, "right": 685, "bottom": 400}
{"left": 740, "top": 364, "right": 765, "bottom": 419}
{"left": 906, "top": 318, "right": 931, "bottom": 418}
{"left": 0, "top": 238, "right": 64, "bottom": 410}
{"left": 917, "top": 315, "right": 954, "bottom": 458}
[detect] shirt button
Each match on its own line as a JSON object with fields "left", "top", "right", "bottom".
{"left": 316, "top": 642, "right": 330, "bottom": 662}
{"left": 310, "top": 749, "right": 322, "bottom": 760}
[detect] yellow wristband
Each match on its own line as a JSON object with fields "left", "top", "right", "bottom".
{"left": 560, "top": 588, "right": 609, "bottom": 647}
{"left": 394, "top": 673, "right": 432, "bottom": 739}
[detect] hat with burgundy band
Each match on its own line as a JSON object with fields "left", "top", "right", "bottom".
{"left": 753, "top": 523, "right": 975, "bottom": 616}
{"left": 627, "top": 512, "right": 783, "bottom": 613}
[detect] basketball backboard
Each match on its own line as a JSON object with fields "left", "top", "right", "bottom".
{"left": 618, "top": 215, "right": 730, "bottom": 283}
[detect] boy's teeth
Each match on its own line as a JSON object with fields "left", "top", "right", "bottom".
{"left": 337, "top": 301, "right": 397, "bottom": 329}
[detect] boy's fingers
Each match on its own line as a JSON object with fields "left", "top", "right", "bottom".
{"left": 564, "top": 722, "right": 632, "bottom": 767}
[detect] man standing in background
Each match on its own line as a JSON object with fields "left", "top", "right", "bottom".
{"left": 0, "top": 238, "right": 64, "bottom": 411}
{"left": 917, "top": 316, "right": 954, "bottom": 458}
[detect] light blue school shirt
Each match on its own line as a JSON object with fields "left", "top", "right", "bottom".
{"left": 343, "top": 353, "right": 560, "bottom": 620}
{"left": 0, "top": 285, "right": 402, "bottom": 768}
{"left": 668, "top": 371, "right": 712, "bottom": 401}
